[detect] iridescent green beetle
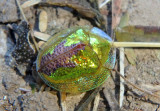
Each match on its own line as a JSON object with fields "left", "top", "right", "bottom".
{"left": 36, "top": 26, "right": 116, "bottom": 93}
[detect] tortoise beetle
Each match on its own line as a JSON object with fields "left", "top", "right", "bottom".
{"left": 36, "top": 26, "right": 116, "bottom": 93}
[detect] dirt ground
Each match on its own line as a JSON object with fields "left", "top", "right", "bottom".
{"left": 0, "top": 0, "right": 160, "bottom": 111}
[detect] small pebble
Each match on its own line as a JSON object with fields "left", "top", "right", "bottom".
{"left": 19, "top": 88, "right": 31, "bottom": 92}
{"left": 3, "top": 96, "right": 7, "bottom": 100}
{"left": 39, "top": 10, "right": 48, "bottom": 32}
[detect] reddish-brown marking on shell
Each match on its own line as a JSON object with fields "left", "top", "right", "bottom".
{"left": 38, "top": 40, "right": 86, "bottom": 76}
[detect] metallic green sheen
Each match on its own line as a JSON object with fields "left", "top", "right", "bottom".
{"left": 64, "top": 29, "right": 87, "bottom": 46}
{"left": 36, "top": 27, "right": 112, "bottom": 93}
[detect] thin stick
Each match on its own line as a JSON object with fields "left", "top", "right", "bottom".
{"left": 60, "top": 92, "right": 67, "bottom": 111}
{"left": 77, "top": 86, "right": 102, "bottom": 111}
{"left": 92, "top": 93, "right": 100, "bottom": 111}
{"left": 99, "top": 0, "right": 111, "bottom": 8}
{"left": 103, "top": 87, "right": 120, "bottom": 110}
{"left": 113, "top": 68, "right": 160, "bottom": 99}
{"left": 112, "top": 42, "right": 160, "bottom": 47}
{"left": 33, "top": 31, "right": 160, "bottom": 48}
{"left": 16, "top": 0, "right": 28, "bottom": 23}
{"left": 119, "top": 48, "right": 125, "bottom": 108}
{"left": 31, "top": 29, "right": 39, "bottom": 52}
{"left": 16, "top": 0, "right": 39, "bottom": 52}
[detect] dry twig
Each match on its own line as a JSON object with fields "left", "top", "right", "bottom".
{"left": 119, "top": 47, "right": 125, "bottom": 107}
{"left": 113, "top": 68, "right": 160, "bottom": 99}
